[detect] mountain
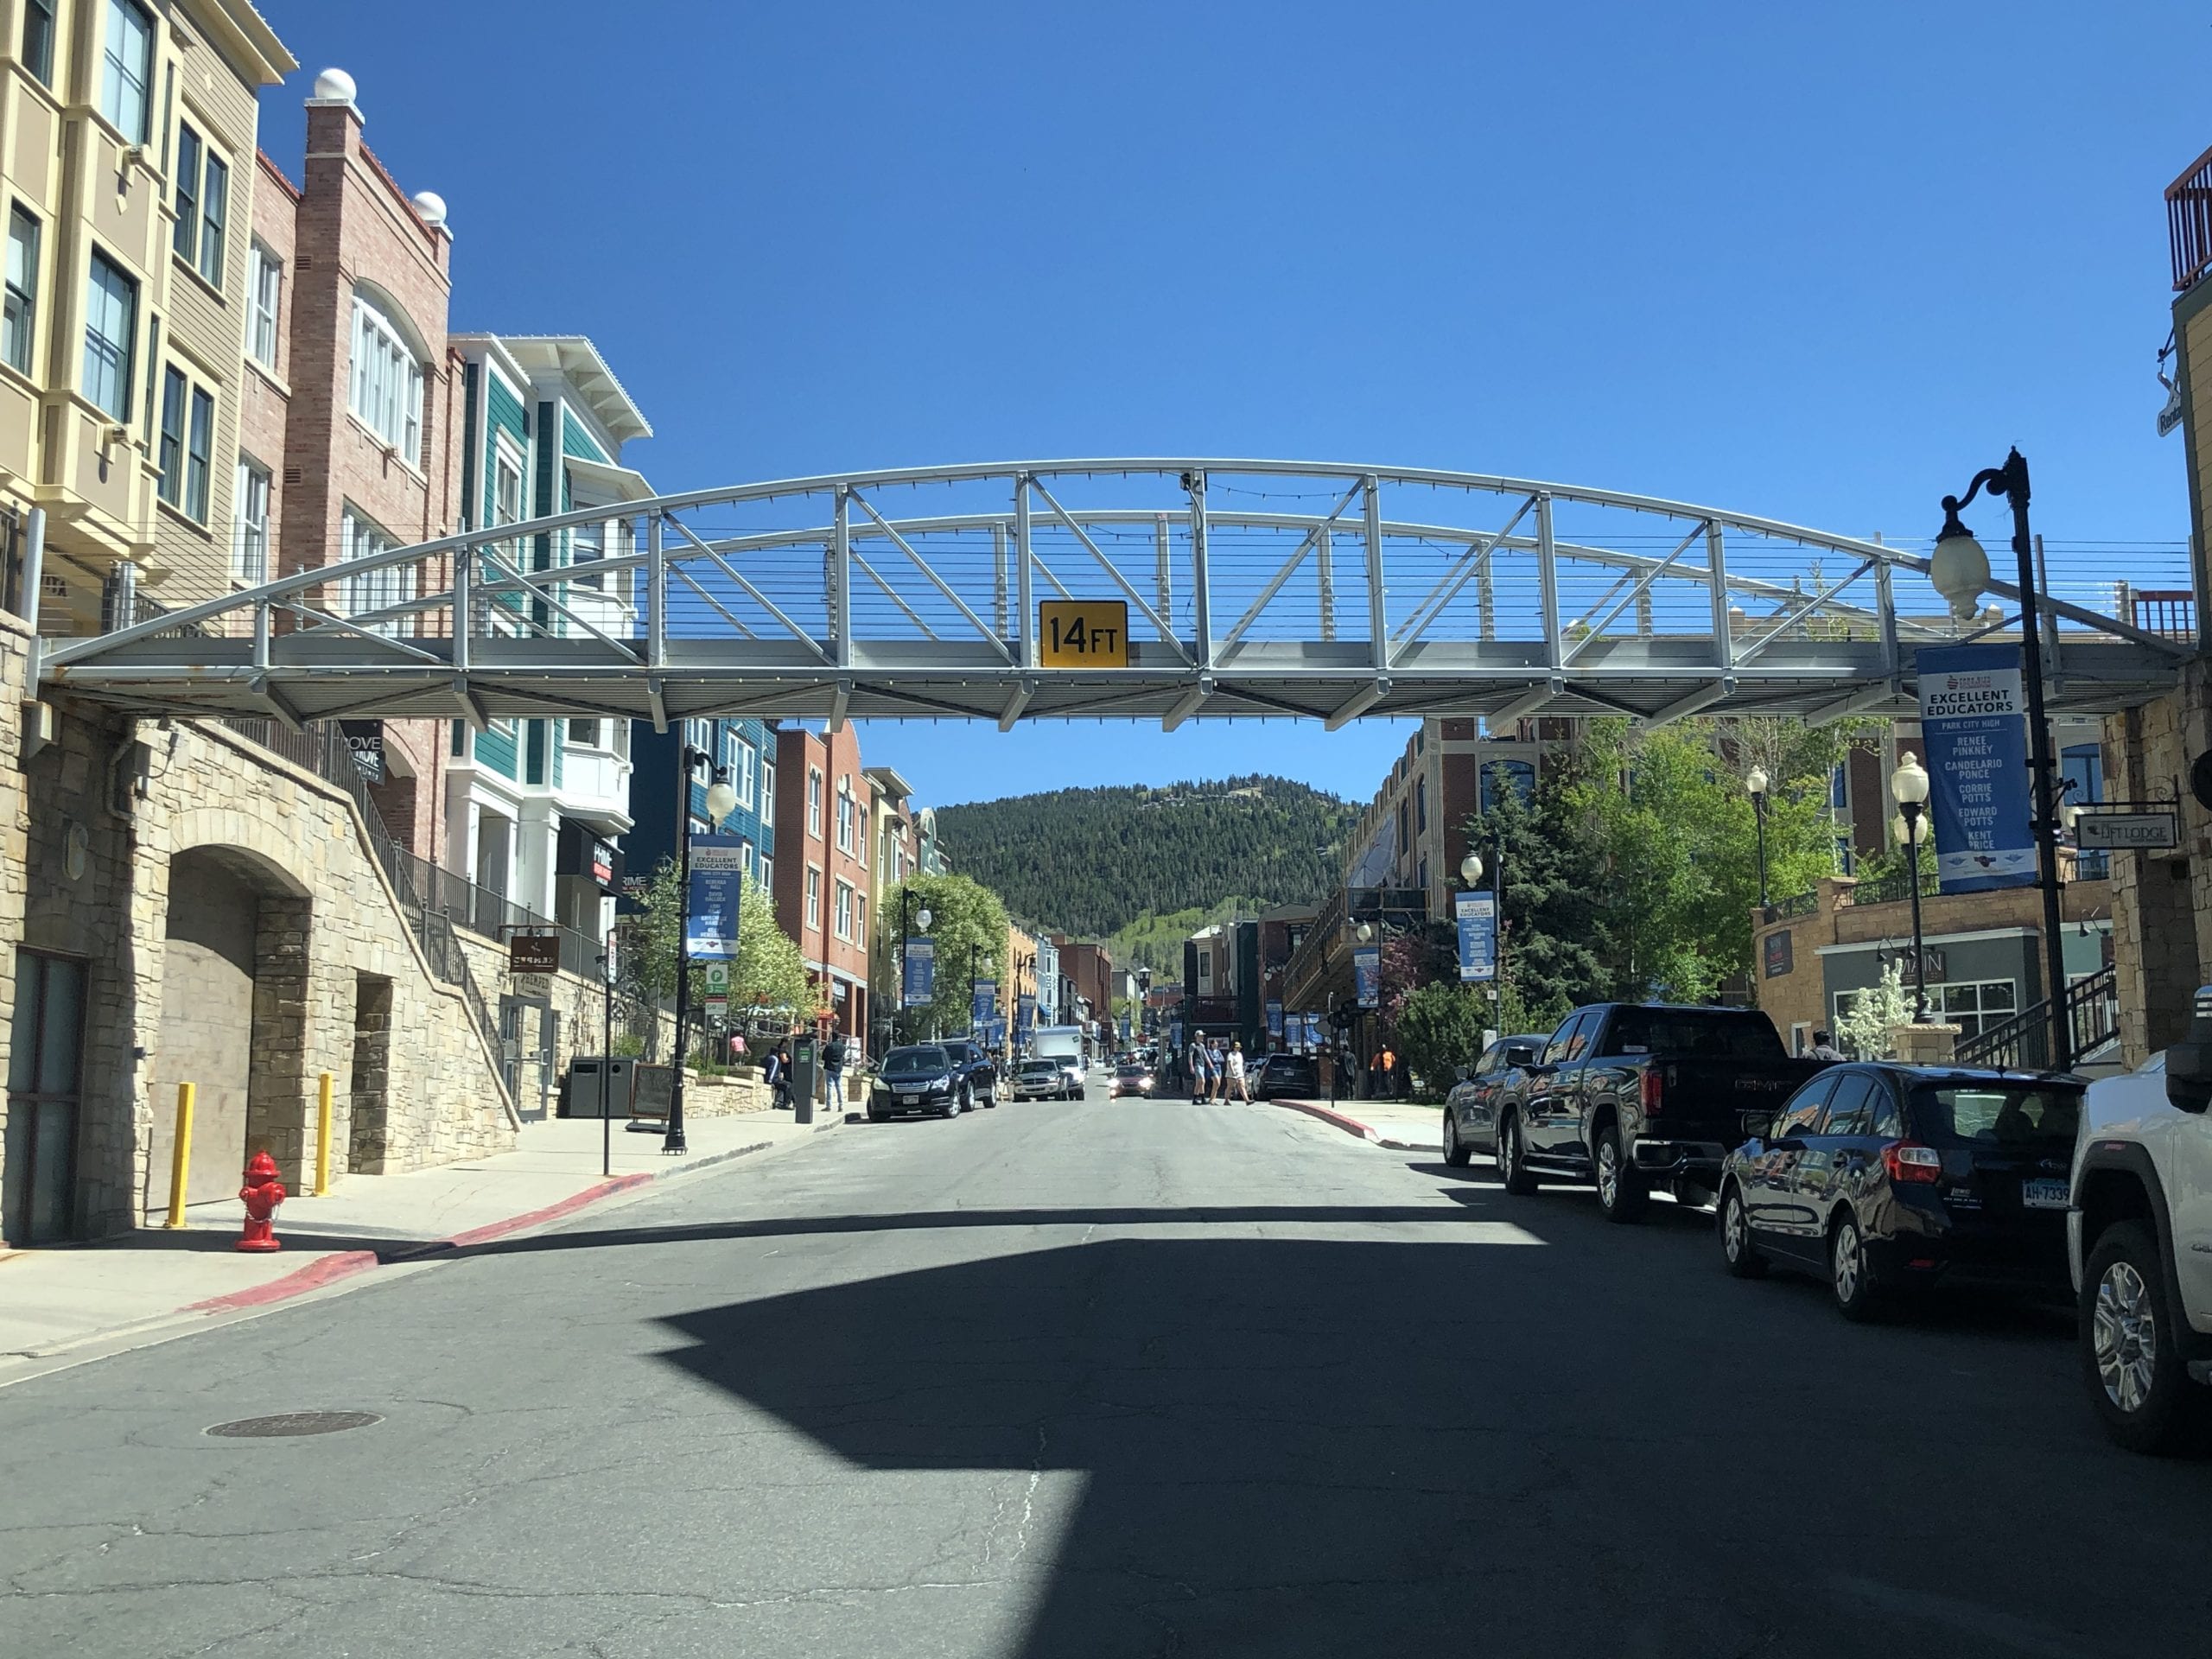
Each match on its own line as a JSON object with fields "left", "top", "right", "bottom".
{"left": 933, "top": 776, "right": 1357, "bottom": 959}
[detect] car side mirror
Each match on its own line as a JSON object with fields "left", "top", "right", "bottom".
{"left": 1503, "top": 1044, "right": 1540, "bottom": 1067}
{"left": 2168, "top": 987, "right": 2212, "bottom": 1115}
{"left": 1452, "top": 1064, "right": 1472, "bottom": 1083}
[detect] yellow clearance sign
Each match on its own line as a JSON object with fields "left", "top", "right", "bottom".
{"left": 1038, "top": 600, "right": 1130, "bottom": 668}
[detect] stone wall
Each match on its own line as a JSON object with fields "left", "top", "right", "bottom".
{"left": 448, "top": 929, "right": 676, "bottom": 1115}
{"left": 2104, "top": 661, "right": 2212, "bottom": 1066}
{"left": 0, "top": 628, "right": 518, "bottom": 1241}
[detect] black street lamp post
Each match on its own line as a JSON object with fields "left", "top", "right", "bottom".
{"left": 598, "top": 938, "right": 617, "bottom": 1178}
{"left": 897, "top": 887, "right": 932, "bottom": 1045}
{"left": 1931, "top": 451, "right": 2070, "bottom": 1071}
{"left": 669, "top": 745, "right": 737, "bottom": 1156}
{"left": 1891, "top": 752, "right": 1934, "bottom": 1024}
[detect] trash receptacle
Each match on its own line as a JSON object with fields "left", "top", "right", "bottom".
{"left": 565, "top": 1055, "right": 637, "bottom": 1118}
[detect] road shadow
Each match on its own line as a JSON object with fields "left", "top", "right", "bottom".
{"left": 645, "top": 1229, "right": 2212, "bottom": 1658}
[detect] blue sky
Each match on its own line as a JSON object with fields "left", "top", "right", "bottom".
{"left": 264, "top": 1, "right": 2206, "bottom": 806}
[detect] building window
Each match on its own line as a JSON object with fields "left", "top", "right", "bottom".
{"left": 100, "top": 0, "right": 153, "bottom": 143}
{"left": 570, "top": 512, "right": 604, "bottom": 588}
{"left": 855, "top": 893, "right": 868, "bottom": 951}
{"left": 348, "top": 292, "right": 423, "bottom": 462}
{"left": 1834, "top": 835, "right": 1855, "bottom": 877}
{"left": 232, "top": 458, "right": 269, "bottom": 584}
{"left": 731, "top": 738, "right": 756, "bottom": 808}
{"left": 857, "top": 803, "right": 870, "bottom": 869}
{"left": 807, "top": 768, "right": 823, "bottom": 838}
{"left": 81, "top": 251, "right": 135, "bottom": 419}
{"left": 1829, "top": 764, "right": 1849, "bottom": 810}
{"left": 836, "top": 783, "right": 855, "bottom": 854}
{"left": 567, "top": 719, "right": 601, "bottom": 748}
{"left": 170, "top": 124, "right": 228, "bottom": 285}
{"left": 156, "top": 369, "right": 212, "bottom": 519}
{"left": 761, "top": 760, "right": 775, "bottom": 823}
{"left": 1478, "top": 760, "right": 1536, "bottom": 815}
{"left": 246, "top": 242, "right": 281, "bottom": 368}
{"left": 683, "top": 717, "right": 710, "bottom": 753}
{"left": 2061, "top": 743, "right": 2104, "bottom": 805}
{"left": 835, "top": 880, "right": 855, "bottom": 942}
{"left": 339, "top": 505, "right": 411, "bottom": 634}
{"left": 806, "top": 867, "right": 821, "bottom": 929}
{"left": 1835, "top": 977, "right": 2017, "bottom": 1043}
{"left": 4, "top": 207, "right": 38, "bottom": 375}
{"left": 22, "top": 0, "right": 54, "bottom": 85}
{"left": 760, "top": 853, "right": 773, "bottom": 893}
{"left": 1415, "top": 777, "right": 1427, "bottom": 834}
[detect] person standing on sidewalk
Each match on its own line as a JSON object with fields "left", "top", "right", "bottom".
{"left": 1188, "top": 1034, "right": 1212, "bottom": 1103}
{"left": 1224, "top": 1040, "right": 1250, "bottom": 1103}
{"left": 823, "top": 1031, "right": 849, "bottom": 1111}
{"left": 764, "top": 1040, "right": 791, "bottom": 1110}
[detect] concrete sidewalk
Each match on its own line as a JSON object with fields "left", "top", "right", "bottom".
{"left": 0, "top": 1106, "right": 847, "bottom": 1382}
{"left": 1265, "top": 1094, "right": 1444, "bottom": 1153}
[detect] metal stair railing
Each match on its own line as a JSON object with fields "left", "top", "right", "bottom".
{"left": 1954, "top": 964, "right": 2120, "bottom": 1071}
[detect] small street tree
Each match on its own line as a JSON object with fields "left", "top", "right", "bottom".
{"left": 631, "top": 858, "right": 815, "bottom": 1018}
{"left": 882, "top": 872, "right": 1012, "bottom": 1042}
{"left": 1834, "top": 961, "right": 1911, "bottom": 1059}
{"left": 1395, "top": 982, "right": 1490, "bottom": 1100}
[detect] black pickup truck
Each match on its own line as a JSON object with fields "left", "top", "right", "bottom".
{"left": 1493, "top": 1003, "right": 1832, "bottom": 1222}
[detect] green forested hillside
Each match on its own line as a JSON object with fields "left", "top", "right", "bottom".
{"left": 934, "top": 776, "right": 1355, "bottom": 952}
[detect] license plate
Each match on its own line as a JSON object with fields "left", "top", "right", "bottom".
{"left": 2023, "top": 1178, "right": 2069, "bottom": 1210}
{"left": 898, "top": 1092, "right": 920, "bottom": 1103}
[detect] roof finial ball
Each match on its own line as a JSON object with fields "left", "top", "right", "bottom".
{"left": 310, "top": 67, "right": 357, "bottom": 105}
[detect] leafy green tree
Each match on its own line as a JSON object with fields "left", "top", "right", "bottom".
{"left": 1395, "top": 982, "right": 1491, "bottom": 1100}
{"left": 632, "top": 858, "right": 813, "bottom": 1014}
{"left": 883, "top": 873, "right": 1012, "bottom": 1041}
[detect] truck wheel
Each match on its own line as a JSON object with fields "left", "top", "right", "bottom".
{"left": 1594, "top": 1125, "right": 1649, "bottom": 1223}
{"left": 1719, "top": 1183, "right": 1766, "bottom": 1279}
{"left": 1497, "top": 1115, "right": 1539, "bottom": 1196}
{"left": 1829, "top": 1213, "right": 1885, "bottom": 1321}
{"left": 2082, "top": 1222, "right": 2209, "bottom": 1454}
{"left": 1443, "top": 1110, "right": 1471, "bottom": 1167}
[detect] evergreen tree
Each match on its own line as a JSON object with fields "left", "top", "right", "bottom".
{"left": 1464, "top": 750, "right": 1613, "bottom": 1028}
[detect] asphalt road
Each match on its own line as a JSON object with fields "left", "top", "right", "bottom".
{"left": 4, "top": 1077, "right": 2210, "bottom": 1658}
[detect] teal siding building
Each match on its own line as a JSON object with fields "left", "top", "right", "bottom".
{"left": 446, "top": 335, "right": 655, "bottom": 946}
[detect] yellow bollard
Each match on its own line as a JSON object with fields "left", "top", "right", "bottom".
{"left": 163, "top": 1082, "right": 194, "bottom": 1229}
{"left": 315, "top": 1072, "right": 334, "bottom": 1198}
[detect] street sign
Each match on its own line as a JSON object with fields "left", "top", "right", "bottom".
{"left": 1039, "top": 600, "right": 1129, "bottom": 668}
{"left": 509, "top": 932, "right": 561, "bottom": 975}
{"left": 702, "top": 963, "right": 730, "bottom": 998}
{"left": 2077, "top": 811, "right": 2180, "bottom": 851}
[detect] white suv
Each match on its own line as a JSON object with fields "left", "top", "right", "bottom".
{"left": 2069, "top": 1001, "right": 2212, "bottom": 1453}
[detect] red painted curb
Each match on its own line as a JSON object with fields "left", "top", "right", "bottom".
{"left": 1270, "top": 1097, "right": 1382, "bottom": 1142}
{"left": 186, "top": 1249, "right": 380, "bottom": 1313}
{"left": 442, "top": 1172, "right": 653, "bottom": 1251}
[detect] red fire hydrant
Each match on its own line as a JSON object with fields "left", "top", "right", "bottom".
{"left": 237, "top": 1150, "right": 285, "bottom": 1253}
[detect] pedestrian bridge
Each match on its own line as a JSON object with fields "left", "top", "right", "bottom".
{"left": 35, "top": 459, "right": 2194, "bottom": 731}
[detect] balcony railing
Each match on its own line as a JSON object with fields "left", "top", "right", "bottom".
{"left": 2170, "top": 143, "right": 2212, "bottom": 290}
{"left": 1840, "top": 868, "right": 1940, "bottom": 908}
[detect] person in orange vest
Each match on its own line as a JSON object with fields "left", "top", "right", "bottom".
{"left": 1378, "top": 1045, "right": 1399, "bottom": 1098}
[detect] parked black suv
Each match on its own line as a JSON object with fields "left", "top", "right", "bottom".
{"left": 1494, "top": 1003, "right": 1830, "bottom": 1221}
{"left": 1253, "top": 1052, "right": 1319, "bottom": 1101}
{"left": 869, "top": 1046, "right": 969, "bottom": 1120}
{"left": 938, "top": 1038, "right": 999, "bottom": 1107}
{"left": 1719, "top": 1065, "right": 2082, "bottom": 1319}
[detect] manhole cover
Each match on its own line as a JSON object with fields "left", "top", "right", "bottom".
{"left": 205, "top": 1410, "right": 384, "bottom": 1439}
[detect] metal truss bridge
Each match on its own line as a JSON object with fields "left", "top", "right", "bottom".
{"left": 36, "top": 459, "right": 2192, "bottom": 732}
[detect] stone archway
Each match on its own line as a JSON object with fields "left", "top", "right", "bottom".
{"left": 144, "top": 841, "right": 312, "bottom": 1220}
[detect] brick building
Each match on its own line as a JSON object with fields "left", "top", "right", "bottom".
{"left": 248, "top": 67, "right": 462, "bottom": 859}
{"left": 773, "top": 724, "right": 871, "bottom": 1042}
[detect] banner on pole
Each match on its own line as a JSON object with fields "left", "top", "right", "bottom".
{"left": 1916, "top": 644, "right": 2036, "bottom": 893}
{"left": 1456, "top": 890, "right": 1498, "bottom": 982}
{"left": 902, "top": 937, "right": 936, "bottom": 1007}
{"left": 1352, "top": 944, "right": 1382, "bottom": 1008}
{"left": 1016, "top": 993, "right": 1036, "bottom": 1035}
{"left": 1267, "top": 1000, "right": 1284, "bottom": 1037}
{"left": 972, "top": 978, "right": 998, "bottom": 1026}
{"left": 685, "top": 835, "right": 746, "bottom": 960}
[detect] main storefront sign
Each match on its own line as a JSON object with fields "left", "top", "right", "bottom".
{"left": 508, "top": 931, "right": 561, "bottom": 975}
{"left": 339, "top": 721, "right": 385, "bottom": 783}
{"left": 1456, "top": 890, "right": 1497, "bottom": 982}
{"left": 1916, "top": 644, "right": 2035, "bottom": 893}
{"left": 685, "top": 834, "right": 746, "bottom": 961}
{"left": 2076, "top": 811, "right": 2179, "bottom": 851}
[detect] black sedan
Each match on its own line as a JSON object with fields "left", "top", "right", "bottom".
{"left": 1252, "top": 1052, "right": 1319, "bottom": 1101}
{"left": 868, "top": 1046, "right": 971, "bottom": 1120}
{"left": 1440, "top": 1034, "right": 1548, "bottom": 1168}
{"left": 1717, "top": 1064, "right": 2083, "bottom": 1319}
